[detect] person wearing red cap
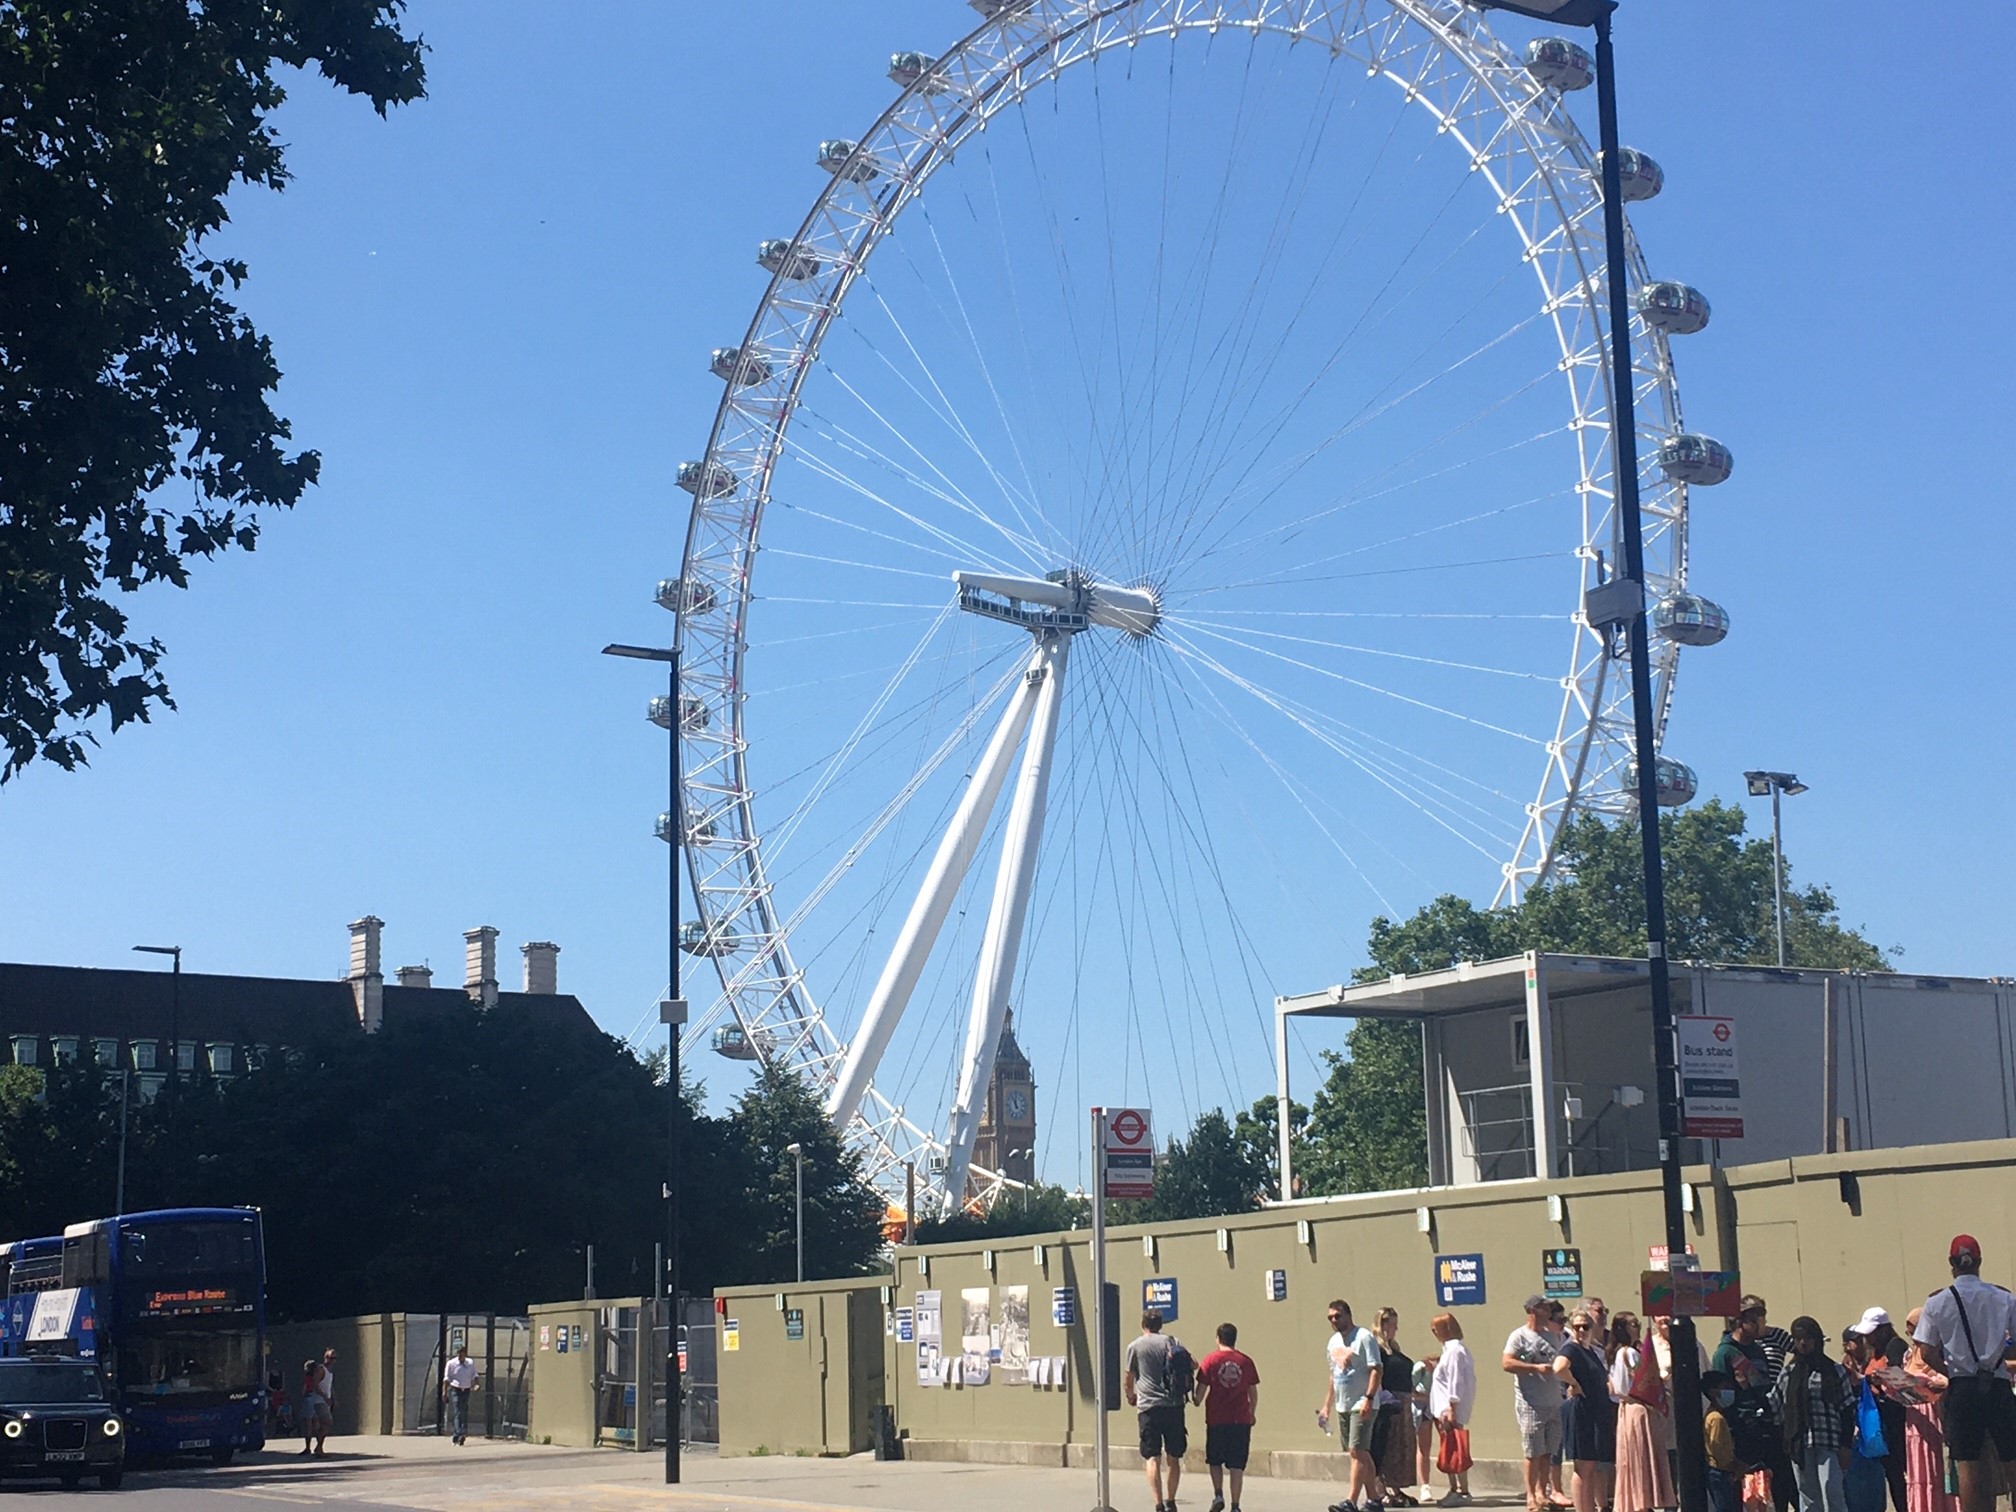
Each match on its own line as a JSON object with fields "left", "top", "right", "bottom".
{"left": 1911, "top": 1235, "right": 2016, "bottom": 1512}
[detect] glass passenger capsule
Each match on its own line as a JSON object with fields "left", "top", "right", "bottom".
{"left": 646, "top": 694, "right": 709, "bottom": 733}
{"left": 1598, "top": 147, "right": 1665, "bottom": 203}
{"left": 889, "top": 51, "right": 944, "bottom": 93}
{"left": 655, "top": 577, "right": 719, "bottom": 616}
{"left": 757, "top": 239, "right": 822, "bottom": 282}
{"left": 681, "top": 919, "right": 738, "bottom": 958}
{"left": 676, "top": 459, "right": 738, "bottom": 500}
{"left": 1637, "top": 282, "right": 1711, "bottom": 336}
{"left": 710, "top": 346, "right": 775, "bottom": 387}
{"left": 656, "top": 811, "right": 719, "bottom": 845}
{"left": 711, "top": 1025, "right": 761, "bottom": 1060}
{"left": 969, "top": 0, "right": 1029, "bottom": 16}
{"left": 1525, "top": 37, "right": 1595, "bottom": 92}
{"left": 1652, "top": 593, "right": 1731, "bottom": 648}
{"left": 1627, "top": 757, "right": 1698, "bottom": 808}
{"left": 1654, "top": 433, "right": 1734, "bottom": 487}
{"left": 817, "top": 139, "right": 881, "bottom": 184}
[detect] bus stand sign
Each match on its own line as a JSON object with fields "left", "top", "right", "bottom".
{"left": 1101, "top": 1107, "right": 1155, "bottom": 1200}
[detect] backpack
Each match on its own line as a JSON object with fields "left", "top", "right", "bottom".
{"left": 1167, "top": 1339, "right": 1196, "bottom": 1398}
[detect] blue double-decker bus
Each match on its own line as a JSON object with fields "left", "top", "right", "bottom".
{"left": 2, "top": 1208, "right": 267, "bottom": 1461}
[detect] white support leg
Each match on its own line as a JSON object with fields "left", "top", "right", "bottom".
{"left": 939, "top": 632, "right": 1070, "bottom": 1207}
{"left": 825, "top": 649, "right": 1044, "bottom": 1128}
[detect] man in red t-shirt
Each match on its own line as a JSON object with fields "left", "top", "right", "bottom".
{"left": 1193, "top": 1321, "right": 1262, "bottom": 1512}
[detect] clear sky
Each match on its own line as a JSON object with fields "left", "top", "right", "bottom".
{"left": 4, "top": 2, "right": 2009, "bottom": 1189}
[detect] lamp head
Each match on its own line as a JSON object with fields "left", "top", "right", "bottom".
{"left": 785, "top": 1142, "right": 802, "bottom": 1157}
{"left": 1744, "top": 770, "right": 1807, "bottom": 797}
{"left": 1468, "top": 0, "right": 1616, "bottom": 26}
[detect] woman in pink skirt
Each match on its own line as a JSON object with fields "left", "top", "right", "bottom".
{"left": 1609, "top": 1313, "right": 1676, "bottom": 1512}
{"left": 1902, "top": 1306, "right": 1959, "bottom": 1512}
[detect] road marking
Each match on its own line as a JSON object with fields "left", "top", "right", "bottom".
{"left": 601, "top": 1485, "right": 887, "bottom": 1512}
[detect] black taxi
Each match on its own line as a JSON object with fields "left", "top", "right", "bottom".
{"left": 0, "top": 1355, "right": 125, "bottom": 1489}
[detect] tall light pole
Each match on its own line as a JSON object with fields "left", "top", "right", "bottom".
{"left": 1465, "top": 7, "right": 1702, "bottom": 1512}
{"left": 132, "top": 944, "right": 182, "bottom": 1197}
{"left": 1745, "top": 771, "right": 1809, "bottom": 966}
{"left": 785, "top": 1141, "right": 806, "bottom": 1284}
{"left": 602, "top": 640, "right": 685, "bottom": 1486}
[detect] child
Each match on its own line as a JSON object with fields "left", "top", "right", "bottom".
{"left": 1702, "top": 1370, "right": 1749, "bottom": 1512}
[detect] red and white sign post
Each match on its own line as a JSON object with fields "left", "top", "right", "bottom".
{"left": 1677, "top": 1016, "right": 1743, "bottom": 1140}
{"left": 1089, "top": 1106, "right": 1152, "bottom": 1512}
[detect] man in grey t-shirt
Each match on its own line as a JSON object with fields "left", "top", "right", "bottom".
{"left": 1125, "top": 1310, "right": 1188, "bottom": 1512}
{"left": 1502, "top": 1295, "right": 1565, "bottom": 1512}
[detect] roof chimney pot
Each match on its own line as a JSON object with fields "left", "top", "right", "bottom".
{"left": 463, "top": 926, "right": 500, "bottom": 1009}
{"left": 348, "top": 916, "right": 385, "bottom": 1032}
{"left": 522, "top": 941, "right": 560, "bottom": 996}
{"left": 395, "top": 965, "right": 434, "bottom": 990}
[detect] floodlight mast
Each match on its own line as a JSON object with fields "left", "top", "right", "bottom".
{"left": 1744, "top": 771, "right": 1808, "bottom": 966}
{"left": 822, "top": 569, "right": 1158, "bottom": 1212}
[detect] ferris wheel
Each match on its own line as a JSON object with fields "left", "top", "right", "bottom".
{"left": 649, "top": 0, "right": 1733, "bottom": 1212}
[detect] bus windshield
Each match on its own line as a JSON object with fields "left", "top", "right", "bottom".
{"left": 118, "top": 1220, "right": 259, "bottom": 1278}
{"left": 117, "top": 1329, "right": 260, "bottom": 1397}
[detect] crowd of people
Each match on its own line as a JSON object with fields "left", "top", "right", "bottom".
{"left": 1118, "top": 1234, "right": 2016, "bottom": 1512}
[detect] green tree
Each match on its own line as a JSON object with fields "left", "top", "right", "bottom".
{"left": 0, "top": 0, "right": 426, "bottom": 778}
{"left": 1232, "top": 1093, "right": 1306, "bottom": 1199}
{"left": 1131, "top": 1109, "right": 1270, "bottom": 1222}
{"left": 719, "top": 1063, "right": 888, "bottom": 1285}
{"left": 1298, "top": 799, "right": 1893, "bottom": 1195}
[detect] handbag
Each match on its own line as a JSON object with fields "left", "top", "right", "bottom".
{"left": 1436, "top": 1424, "right": 1473, "bottom": 1475}
{"left": 1855, "top": 1378, "right": 1889, "bottom": 1459}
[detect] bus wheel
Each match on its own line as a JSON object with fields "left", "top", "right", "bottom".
{"left": 210, "top": 1446, "right": 235, "bottom": 1465}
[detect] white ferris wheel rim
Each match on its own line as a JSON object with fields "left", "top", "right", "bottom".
{"left": 670, "top": 0, "right": 1698, "bottom": 1192}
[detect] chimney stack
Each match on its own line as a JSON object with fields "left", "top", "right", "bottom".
{"left": 347, "top": 916, "right": 385, "bottom": 1032}
{"left": 522, "top": 941, "right": 560, "bottom": 995}
{"left": 463, "top": 926, "right": 500, "bottom": 1008}
{"left": 395, "top": 965, "right": 434, "bottom": 990}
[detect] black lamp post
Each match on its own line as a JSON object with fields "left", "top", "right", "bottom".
{"left": 132, "top": 944, "right": 182, "bottom": 1195}
{"left": 602, "top": 640, "right": 686, "bottom": 1486}
{"left": 1465, "top": 7, "right": 1704, "bottom": 1512}
{"left": 1744, "top": 771, "right": 1808, "bottom": 967}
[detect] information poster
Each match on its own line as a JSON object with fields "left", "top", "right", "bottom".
{"left": 997, "top": 1284, "right": 1031, "bottom": 1386}
{"left": 961, "top": 1287, "right": 993, "bottom": 1386}
{"left": 914, "top": 1290, "right": 943, "bottom": 1386}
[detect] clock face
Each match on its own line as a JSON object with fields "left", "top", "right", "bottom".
{"left": 1006, "top": 1089, "right": 1029, "bottom": 1122}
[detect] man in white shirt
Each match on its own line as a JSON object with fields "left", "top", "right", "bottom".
{"left": 1914, "top": 1234, "right": 2016, "bottom": 1512}
{"left": 320, "top": 1349, "right": 337, "bottom": 1435}
{"left": 442, "top": 1345, "right": 482, "bottom": 1446}
{"left": 1319, "top": 1299, "right": 1385, "bottom": 1512}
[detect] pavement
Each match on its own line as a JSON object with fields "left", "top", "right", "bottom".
{"left": 45, "top": 1435, "right": 1525, "bottom": 1510}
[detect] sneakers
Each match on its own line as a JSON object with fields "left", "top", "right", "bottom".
{"left": 1210, "top": 1498, "right": 1226, "bottom": 1512}
{"left": 1329, "top": 1502, "right": 1360, "bottom": 1512}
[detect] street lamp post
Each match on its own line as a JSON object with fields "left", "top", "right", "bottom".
{"left": 785, "top": 1141, "right": 806, "bottom": 1284}
{"left": 132, "top": 944, "right": 182, "bottom": 1198}
{"left": 602, "top": 641, "right": 686, "bottom": 1486}
{"left": 1466, "top": 7, "right": 1703, "bottom": 1512}
{"left": 1745, "top": 772, "right": 1809, "bottom": 967}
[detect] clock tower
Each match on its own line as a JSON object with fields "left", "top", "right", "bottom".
{"left": 972, "top": 1008, "right": 1037, "bottom": 1191}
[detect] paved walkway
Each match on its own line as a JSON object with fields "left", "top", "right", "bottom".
{"left": 107, "top": 1436, "right": 1523, "bottom": 1511}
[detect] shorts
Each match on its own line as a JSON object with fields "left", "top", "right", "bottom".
{"left": 1339, "top": 1402, "right": 1375, "bottom": 1451}
{"left": 1207, "top": 1422, "right": 1253, "bottom": 1470}
{"left": 1518, "top": 1406, "right": 1563, "bottom": 1460}
{"left": 1943, "top": 1375, "right": 2016, "bottom": 1462}
{"left": 1140, "top": 1403, "right": 1188, "bottom": 1461}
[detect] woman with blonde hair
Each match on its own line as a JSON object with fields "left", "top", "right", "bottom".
{"left": 1429, "top": 1313, "right": 1477, "bottom": 1505}
{"left": 1376, "top": 1306, "right": 1422, "bottom": 1504}
{"left": 1557, "top": 1308, "right": 1617, "bottom": 1512}
{"left": 1610, "top": 1312, "right": 1676, "bottom": 1512}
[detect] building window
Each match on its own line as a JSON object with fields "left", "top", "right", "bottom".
{"left": 137, "top": 1073, "right": 167, "bottom": 1104}
{"left": 206, "top": 1043, "right": 234, "bottom": 1076}
{"left": 175, "top": 1040, "right": 197, "bottom": 1073}
{"left": 51, "top": 1035, "right": 79, "bottom": 1065}
{"left": 9, "top": 1035, "right": 37, "bottom": 1067}
{"left": 130, "top": 1040, "right": 158, "bottom": 1071}
{"left": 92, "top": 1038, "right": 121, "bottom": 1069}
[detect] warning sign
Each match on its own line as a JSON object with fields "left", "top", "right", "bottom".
{"left": 1100, "top": 1107, "right": 1155, "bottom": 1200}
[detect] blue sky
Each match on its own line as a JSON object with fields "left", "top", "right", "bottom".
{"left": 3, "top": 1, "right": 2009, "bottom": 1188}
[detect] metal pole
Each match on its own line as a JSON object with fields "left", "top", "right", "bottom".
{"left": 1592, "top": 15, "right": 1706, "bottom": 1512}
{"left": 1771, "top": 784, "right": 1787, "bottom": 967}
{"left": 904, "top": 1162, "right": 917, "bottom": 1247}
{"left": 794, "top": 1146, "right": 806, "bottom": 1285}
{"left": 667, "top": 647, "right": 683, "bottom": 1484}
{"left": 485, "top": 1314, "right": 496, "bottom": 1440}
{"left": 1090, "top": 1106, "right": 1113, "bottom": 1512}
{"left": 115, "top": 1069, "right": 129, "bottom": 1214}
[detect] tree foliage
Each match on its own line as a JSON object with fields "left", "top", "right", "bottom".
{"left": 914, "top": 1184, "right": 1090, "bottom": 1245}
{"left": 0, "top": 1010, "right": 886, "bottom": 1319}
{"left": 1295, "top": 800, "right": 1894, "bottom": 1196}
{"left": 0, "top": 0, "right": 426, "bottom": 778}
